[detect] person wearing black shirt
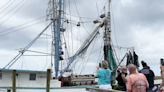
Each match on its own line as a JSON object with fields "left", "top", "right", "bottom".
{"left": 139, "top": 61, "right": 155, "bottom": 92}
{"left": 115, "top": 65, "right": 127, "bottom": 91}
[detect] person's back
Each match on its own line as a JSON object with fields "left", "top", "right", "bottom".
{"left": 127, "top": 64, "right": 149, "bottom": 92}
{"left": 140, "top": 61, "right": 155, "bottom": 91}
{"left": 140, "top": 68, "right": 155, "bottom": 90}
{"left": 127, "top": 73, "right": 149, "bottom": 92}
{"left": 97, "top": 68, "right": 111, "bottom": 85}
{"left": 96, "top": 60, "right": 112, "bottom": 90}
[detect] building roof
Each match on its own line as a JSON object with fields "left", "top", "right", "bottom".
{"left": 0, "top": 68, "right": 52, "bottom": 73}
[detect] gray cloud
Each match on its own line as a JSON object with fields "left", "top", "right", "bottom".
{"left": 0, "top": 0, "right": 164, "bottom": 76}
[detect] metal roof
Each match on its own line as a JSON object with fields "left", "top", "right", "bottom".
{"left": 0, "top": 69, "right": 52, "bottom": 73}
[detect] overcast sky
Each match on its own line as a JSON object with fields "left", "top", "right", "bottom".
{"left": 0, "top": 0, "right": 164, "bottom": 76}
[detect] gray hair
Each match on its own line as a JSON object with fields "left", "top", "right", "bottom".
{"left": 101, "top": 60, "right": 109, "bottom": 69}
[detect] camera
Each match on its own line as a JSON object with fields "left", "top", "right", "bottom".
{"left": 117, "top": 70, "right": 120, "bottom": 73}
{"left": 121, "top": 72, "right": 125, "bottom": 75}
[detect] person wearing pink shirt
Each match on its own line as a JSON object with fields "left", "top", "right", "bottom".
{"left": 127, "top": 64, "right": 149, "bottom": 92}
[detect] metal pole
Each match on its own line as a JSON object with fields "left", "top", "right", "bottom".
{"left": 12, "top": 70, "right": 16, "bottom": 92}
{"left": 55, "top": 0, "right": 62, "bottom": 78}
{"left": 46, "top": 69, "right": 51, "bottom": 92}
{"left": 117, "top": 53, "right": 127, "bottom": 69}
{"left": 52, "top": 0, "right": 57, "bottom": 78}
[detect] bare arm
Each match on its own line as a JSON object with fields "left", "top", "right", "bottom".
{"left": 159, "top": 82, "right": 164, "bottom": 89}
{"left": 121, "top": 74, "right": 127, "bottom": 83}
{"left": 115, "top": 70, "right": 118, "bottom": 78}
{"left": 96, "top": 66, "right": 99, "bottom": 75}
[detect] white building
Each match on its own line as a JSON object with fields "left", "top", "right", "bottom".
{"left": 0, "top": 69, "right": 97, "bottom": 92}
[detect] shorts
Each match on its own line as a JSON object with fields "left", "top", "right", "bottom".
{"left": 99, "top": 84, "right": 112, "bottom": 90}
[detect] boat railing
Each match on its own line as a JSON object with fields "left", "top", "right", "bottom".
{"left": 86, "top": 87, "right": 125, "bottom": 92}
{"left": 86, "top": 76, "right": 162, "bottom": 92}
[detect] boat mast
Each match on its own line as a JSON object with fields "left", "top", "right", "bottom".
{"left": 52, "top": 0, "right": 63, "bottom": 78}
{"left": 104, "top": 0, "right": 111, "bottom": 62}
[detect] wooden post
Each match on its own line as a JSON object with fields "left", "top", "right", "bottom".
{"left": 12, "top": 70, "right": 16, "bottom": 92}
{"left": 7, "top": 89, "right": 11, "bottom": 92}
{"left": 46, "top": 69, "right": 51, "bottom": 92}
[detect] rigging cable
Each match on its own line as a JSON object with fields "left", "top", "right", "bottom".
{"left": 42, "top": 25, "right": 49, "bottom": 70}
{"left": 0, "top": 0, "right": 12, "bottom": 9}
{"left": 63, "top": 33, "right": 70, "bottom": 58}
{"left": 111, "top": 2, "right": 119, "bottom": 47}
{"left": 67, "top": 24, "right": 83, "bottom": 42}
{"left": 21, "top": 56, "right": 23, "bottom": 69}
{"left": 0, "top": 20, "right": 46, "bottom": 37}
{"left": 65, "top": 13, "right": 97, "bottom": 19}
{"left": 0, "top": 0, "right": 16, "bottom": 14}
{"left": 66, "top": 22, "right": 71, "bottom": 58}
{"left": 23, "top": 55, "right": 27, "bottom": 69}
{"left": 93, "top": 53, "right": 104, "bottom": 74}
{"left": 68, "top": 0, "right": 74, "bottom": 56}
{"left": 80, "top": 2, "right": 107, "bottom": 40}
{"left": 96, "top": 2, "right": 100, "bottom": 20}
{"left": 0, "top": 16, "right": 46, "bottom": 34}
{"left": 111, "top": 39, "right": 120, "bottom": 64}
{"left": 94, "top": 33, "right": 104, "bottom": 73}
{"left": 111, "top": 2, "right": 122, "bottom": 62}
{"left": 80, "top": 34, "right": 98, "bottom": 74}
{"left": 16, "top": 56, "right": 21, "bottom": 69}
{"left": 0, "top": 0, "right": 29, "bottom": 25}
{"left": 73, "top": 0, "right": 91, "bottom": 35}
{"left": 50, "top": 24, "right": 53, "bottom": 69}
{"left": 0, "top": 0, "right": 24, "bottom": 19}
{"left": 6, "top": 21, "right": 53, "bottom": 69}
{"left": 74, "top": 45, "right": 103, "bottom": 72}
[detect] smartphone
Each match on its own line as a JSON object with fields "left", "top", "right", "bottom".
{"left": 161, "top": 59, "right": 164, "bottom": 66}
{"left": 99, "top": 63, "right": 101, "bottom": 68}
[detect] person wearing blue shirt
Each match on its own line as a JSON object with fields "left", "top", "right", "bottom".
{"left": 139, "top": 61, "right": 155, "bottom": 92}
{"left": 96, "top": 60, "right": 112, "bottom": 90}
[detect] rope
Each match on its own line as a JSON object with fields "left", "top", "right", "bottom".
{"left": 80, "top": 35, "right": 98, "bottom": 74}
{"left": 0, "top": 16, "right": 46, "bottom": 34}
{"left": 93, "top": 54, "right": 104, "bottom": 74}
{"left": 68, "top": 0, "right": 74, "bottom": 56}
{"left": 73, "top": 0, "right": 91, "bottom": 35}
{"left": 0, "top": 0, "right": 29, "bottom": 25}
{"left": 0, "top": 0, "right": 12, "bottom": 9}
{"left": 0, "top": 20, "right": 46, "bottom": 37}
{"left": 0, "top": 0, "right": 16, "bottom": 14}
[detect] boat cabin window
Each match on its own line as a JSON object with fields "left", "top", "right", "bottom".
{"left": 29, "top": 74, "right": 36, "bottom": 81}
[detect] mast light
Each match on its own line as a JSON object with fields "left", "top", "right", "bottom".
{"left": 77, "top": 22, "right": 80, "bottom": 26}
{"left": 93, "top": 20, "right": 101, "bottom": 24}
{"left": 100, "top": 14, "right": 105, "bottom": 18}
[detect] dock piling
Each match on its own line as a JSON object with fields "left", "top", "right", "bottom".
{"left": 12, "top": 70, "right": 16, "bottom": 92}
{"left": 7, "top": 89, "right": 11, "bottom": 92}
{"left": 46, "top": 69, "right": 51, "bottom": 92}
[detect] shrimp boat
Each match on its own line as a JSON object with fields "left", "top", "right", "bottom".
{"left": 0, "top": 0, "right": 139, "bottom": 92}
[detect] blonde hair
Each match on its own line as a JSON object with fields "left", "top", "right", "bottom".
{"left": 101, "top": 60, "right": 109, "bottom": 69}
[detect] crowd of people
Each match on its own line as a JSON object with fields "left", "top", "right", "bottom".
{"left": 96, "top": 60, "right": 164, "bottom": 92}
